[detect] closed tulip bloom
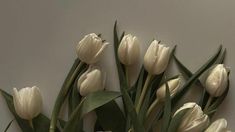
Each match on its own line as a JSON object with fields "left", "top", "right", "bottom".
{"left": 144, "top": 40, "right": 170, "bottom": 75}
{"left": 78, "top": 68, "right": 105, "bottom": 96}
{"left": 205, "top": 64, "right": 229, "bottom": 97}
{"left": 76, "top": 33, "right": 108, "bottom": 64}
{"left": 156, "top": 77, "right": 181, "bottom": 101}
{"left": 205, "top": 118, "right": 231, "bottom": 132}
{"left": 118, "top": 34, "right": 140, "bottom": 65}
{"left": 174, "top": 102, "right": 209, "bottom": 132}
{"left": 13, "top": 86, "right": 42, "bottom": 120}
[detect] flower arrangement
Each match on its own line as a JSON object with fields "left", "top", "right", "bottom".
{"left": 0, "top": 22, "right": 231, "bottom": 132}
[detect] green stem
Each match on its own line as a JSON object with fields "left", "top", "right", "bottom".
{"left": 204, "top": 96, "right": 213, "bottom": 112}
{"left": 144, "top": 99, "right": 160, "bottom": 130}
{"left": 136, "top": 74, "right": 152, "bottom": 113}
{"left": 146, "top": 99, "right": 159, "bottom": 118}
{"left": 49, "top": 61, "right": 83, "bottom": 132}
{"left": 125, "top": 66, "right": 130, "bottom": 87}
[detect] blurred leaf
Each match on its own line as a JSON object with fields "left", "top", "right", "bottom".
{"left": 113, "top": 21, "right": 145, "bottom": 132}
{"left": 4, "top": 120, "right": 14, "bottom": 132}
{"left": 58, "top": 119, "right": 66, "bottom": 129}
{"left": 161, "top": 81, "right": 171, "bottom": 132}
{"left": 96, "top": 100, "right": 126, "bottom": 132}
{"left": 172, "top": 45, "right": 222, "bottom": 107}
{"left": 63, "top": 91, "right": 121, "bottom": 132}
{"left": 167, "top": 109, "right": 188, "bottom": 132}
{"left": 94, "top": 120, "right": 104, "bottom": 131}
{"left": 0, "top": 89, "right": 59, "bottom": 132}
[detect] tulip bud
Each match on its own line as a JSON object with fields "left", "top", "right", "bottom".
{"left": 78, "top": 68, "right": 105, "bottom": 96}
{"left": 205, "top": 118, "right": 230, "bottom": 132}
{"left": 76, "top": 33, "right": 108, "bottom": 64}
{"left": 205, "top": 64, "right": 229, "bottom": 97}
{"left": 13, "top": 86, "right": 43, "bottom": 120}
{"left": 118, "top": 34, "right": 140, "bottom": 65}
{"left": 144, "top": 40, "right": 170, "bottom": 75}
{"left": 156, "top": 77, "right": 181, "bottom": 101}
{"left": 174, "top": 102, "right": 209, "bottom": 132}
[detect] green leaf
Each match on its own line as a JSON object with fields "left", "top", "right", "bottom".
{"left": 50, "top": 59, "right": 86, "bottom": 132}
{"left": 173, "top": 55, "right": 193, "bottom": 78}
{"left": 33, "top": 114, "right": 56, "bottom": 132}
{"left": 68, "top": 66, "right": 87, "bottom": 116}
{"left": 4, "top": 120, "right": 14, "bottom": 132}
{"left": 134, "top": 67, "right": 146, "bottom": 106}
{"left": 96, "top": 100, "right": 126, "bottom": 132}
{"left": 0, "top": 89, "right": 59, "bottom": 132}
{"left": 173, "top": 48, "right": 226, "bottom": 109}
{"left": 63, "top": 91, "right": 121, "bottom": 132}
{"left": 167, "top": 109, "right": 188, "bottom": 132}
{"left": 173, "top": 55, "right": 207, "bottom": 108}
{"left": 161, "top": 80, "right": 171, "bottom": 132}
{"left": 144, "top": 75, "right": 177, "bottom": 131}
{"left": 139, "top": 81, "right": 152, "bottom": 124}
{"left": 113, "top": 21, "right": 145, "bottom": 132}
{"left": 0, "top": 89, "right": 32, "bottom": 132}
{"left": 172, "top": 45, "right": 222, "bottom": 107}
{"left": 216, "top": 48, "right": 226, "bottom": 64}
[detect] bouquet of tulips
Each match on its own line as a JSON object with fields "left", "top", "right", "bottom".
{"left": 1, "top": 22, "right": 231, "bottom": 132}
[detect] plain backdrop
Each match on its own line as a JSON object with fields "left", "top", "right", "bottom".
{"left": 0, "top": 0, "right": 235, "bottom": 131}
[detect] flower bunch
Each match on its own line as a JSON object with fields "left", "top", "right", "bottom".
{"left": 0, "top": 22, "right": 231, "bottom": 132}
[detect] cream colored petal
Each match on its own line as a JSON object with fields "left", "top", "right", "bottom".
{"left": 156, "top": 78, "right": 180, "bottom": 101}
{"left": 144, "top": 40, "right": 159, "bottom": 74}
{"left": 118, "top": 39, "right": 128, "bottom": 64}
{"left": 79, "top": 69, "right": 103, "bottom": 96}
{"left": 205, "top": 118, "right": 228, "bottom": 132}
{"left": 92, "top": 42, "right": 109, "bottom": 64}
{"left": 154, "top": 46, "right": 170, "bottom": 74}
{"left": 13, "top": 88, "right": 25, "bottom": 119}
{"left": 77, "top": 69, "right": 90, "bottom": 92}
{"left": 28, "top": 86, "right": 42, "bottom": 119}
{"left": 206, "top": 64, "right": 228, "bottom": 97}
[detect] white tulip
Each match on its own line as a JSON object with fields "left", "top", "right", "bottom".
{"left": 174, "top": 102, "right": 209, "bottom": 132}
{"left": 144, "top": 40, "right": 170, "bottom": 75}
{"left": 156, "top": 77, "right": 181, "bottom": 101}
{"left": 205, "top": 118, "right": 231, "bottom": 132}
{"left": 78, "top": 68, "right": 105, "bottom": 96}
{"left": 205, "top": 64, "right": 229, "bottom": 97}
{"left": 76, "top": 33, "right": 108, "bottom": 64}
{"left": 118, "top": 34, "right": 140, "bottom": 65}
{"left": 13, "top": 86, "right": 43, "bottom": 120}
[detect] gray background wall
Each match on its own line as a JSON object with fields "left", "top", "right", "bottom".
{"left": 0, "top": 0, "right": 234, "bottom": 131}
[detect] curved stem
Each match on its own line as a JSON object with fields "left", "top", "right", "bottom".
{"left": 49, "top": 61, "right": 84, "bottom": 132}
{"left": 204, "top": 96, "right": 213, "bottom": 112}
{"left": 146, "top": 99, "right": 159, "bottom": 118}
{"left": 125, "top": 66, "right": 130, "bottom": 87}
{"left": 136, "top": 74, "right": 152, "bottom": 113}
{"left": 144, "top": 99, "right": 160, "bottom": 130}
